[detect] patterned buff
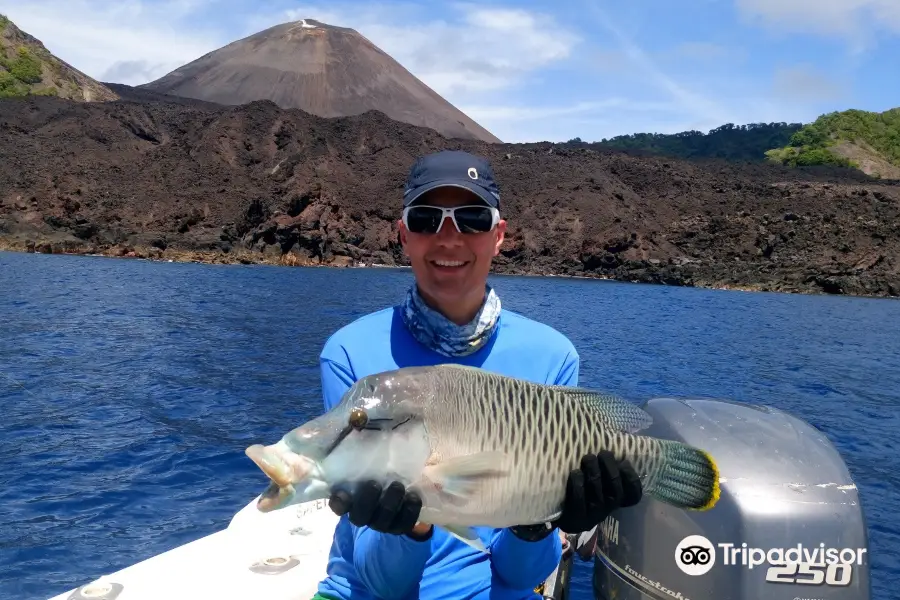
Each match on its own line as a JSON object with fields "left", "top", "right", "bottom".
{"left": 401, "top": 283, "right": 502, "bottom": 357}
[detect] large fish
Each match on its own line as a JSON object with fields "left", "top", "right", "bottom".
{"left": 244, "top": 364, "right": 720, "bottom": 551}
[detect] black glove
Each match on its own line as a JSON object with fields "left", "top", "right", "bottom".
{"left": 328, "top": 480, "right": 430, "bottom": 539}
{"left": 551, "top": 451, "right": 642, "bottom": 534}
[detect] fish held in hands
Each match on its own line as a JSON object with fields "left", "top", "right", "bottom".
{"left": 244, "top": 364, "right": 720, "bottom": 550}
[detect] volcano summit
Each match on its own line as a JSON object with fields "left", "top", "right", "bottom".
{"left": 138, "top": 18, "right": 500, "bottom": 143}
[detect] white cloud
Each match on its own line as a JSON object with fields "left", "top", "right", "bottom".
{"left": 461, "top": 99, "right": 673, "bottom": 122}
{"left": 460, "top": 98, "right": 706, "bottom": 143}
{"left": 735, "top": 0, "right": 900, "bottom": 47}
{"left": 772, "top": 65, "right": 846, "bottom": 102}
{"left": 278, "top": 2, "right": 580, "bottom": 98}
{"left": 671, "top": 42, "right": 740, "bottom": 62}
{"left": 0, "top": 0, "right": 226, "bottom": 85}
{"left": 579, "top": 2, "right": 737, "bottom": 128}
{"left": 482, "top": 113, "right": 735, "bottom": 144}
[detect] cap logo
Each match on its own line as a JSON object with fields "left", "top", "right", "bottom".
{"left": 467, "top": 167, "right": 478, "bottom": 180}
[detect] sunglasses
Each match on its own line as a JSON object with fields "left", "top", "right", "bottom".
{"left": 402, "top": 204, "right": 500, "bottom": 235}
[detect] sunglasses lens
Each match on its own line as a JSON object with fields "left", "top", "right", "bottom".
{"left": 406, "top": 206, "right": 443, "bottom": 233}
{"left": 405, "top": 205, "right": 496, "bottom": 234}
{"left": 453, "top": 206, "right": 495, "bottom": 233}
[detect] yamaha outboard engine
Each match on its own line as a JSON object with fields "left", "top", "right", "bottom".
{"left": 587, "top": 397, "right": 870, "bottom": 600}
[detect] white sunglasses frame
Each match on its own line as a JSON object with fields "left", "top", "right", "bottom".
{"left": 402, "top": 204, "right": 500, "bottom": 234}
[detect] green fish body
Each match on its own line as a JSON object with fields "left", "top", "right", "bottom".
{"left": 245, "top": 364, "right": 720, "bottom": 550}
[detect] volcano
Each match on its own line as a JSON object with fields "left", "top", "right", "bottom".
{"left": 138, "top": 18, "right": 501, "bottom": 143}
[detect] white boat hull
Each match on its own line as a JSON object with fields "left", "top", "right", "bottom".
{"left": 47, "top": 497, "right": 340, "bottom": 600}
{"left": 46, "top": 497, "right": 575, "bottom": 600}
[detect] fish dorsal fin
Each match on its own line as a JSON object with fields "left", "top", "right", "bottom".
{"left": 548, "top": 386, "right": 653, "bottom": 433}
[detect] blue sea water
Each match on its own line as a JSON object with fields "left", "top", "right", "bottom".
{"left": 1, "top": 250, "right": 898, "bottom": 600}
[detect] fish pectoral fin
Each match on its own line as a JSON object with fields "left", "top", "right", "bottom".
{"left": 421, "top": 453, "right": 507, "bottom": 501}
{"left": 551, "top": 387, "right": 653, "bottom": 433}
{"left": 440, "top": 524, "right": 489, "bottom": 553}
{"left": 422, "top": 451, "right": 508, "bottom": 499}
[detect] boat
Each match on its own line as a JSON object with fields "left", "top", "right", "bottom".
{"left": 48, "top": 397, "right": 872, "bottom": 600}
{"left": 48, "top": 497, "right": 343, "bottom": 600}
{"left": 48, "top": 494, "right": 575, "bottom": 600}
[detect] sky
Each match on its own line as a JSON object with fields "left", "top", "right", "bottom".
{"left": 1, "top": 0, "right": 898, "bottom": 143}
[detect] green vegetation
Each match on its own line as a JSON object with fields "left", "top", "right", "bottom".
{"left": 765, "top": 108, "right": 900, "bottom": 168}
{"left": 763, "top": 145, "right": 854, "bottom": 168}
{"left": 6, "top": 47, "right": 42, "bottom": 82}
{"left": 0, "top": 70, "right": 26, "bottom": 97}
{"left": 0, "top": 14, "right": 114, "bottom": 102}
{"left": 564, "top": 108, "right": 900, "bottom": 174}
{"left": 568, "top": 122, "right": 803, "bottom": 161}
{"left": 0, "top": 45, "right": 44, "bottom": 97}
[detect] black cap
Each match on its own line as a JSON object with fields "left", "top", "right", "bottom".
{"left": 402, "top": 150, "right": 500, "bottom": 208}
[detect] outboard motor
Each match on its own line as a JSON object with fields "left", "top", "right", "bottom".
{"left": 586, "top": 397, "right": 870, "bottom": 600}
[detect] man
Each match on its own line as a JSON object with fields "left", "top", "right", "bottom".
{"left": 314, "top": 150, "right": 642, "bottom": 600}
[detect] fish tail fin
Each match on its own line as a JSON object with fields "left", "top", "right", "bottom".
{"left": 644, "top": 440, "right": 720, "bottom": 510}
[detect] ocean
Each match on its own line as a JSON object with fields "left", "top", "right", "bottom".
{"left": 1, "top": 250, "right": 898, "bottom": 600}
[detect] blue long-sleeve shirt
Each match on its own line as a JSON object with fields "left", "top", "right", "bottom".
{"left": 316, "top": 305, "right": 580, "bottom": 600}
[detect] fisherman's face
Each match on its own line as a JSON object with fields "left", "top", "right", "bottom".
{"left": 399, "top": 187, "right": 506, "bottom": 323}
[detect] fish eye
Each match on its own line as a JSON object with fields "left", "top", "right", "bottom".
{"left": 349, "top": 407, "right": 368, "bottom": 430}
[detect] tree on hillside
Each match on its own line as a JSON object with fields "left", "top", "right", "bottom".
{"left": 568, "top": 122, "right": 803, "bottom": 161}
{"left": 778, "top": 109, "right": 900, "bottom": 166}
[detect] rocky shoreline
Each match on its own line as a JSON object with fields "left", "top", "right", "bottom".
{"left": 3, "top": 231, "right": 894, "bottom": 299}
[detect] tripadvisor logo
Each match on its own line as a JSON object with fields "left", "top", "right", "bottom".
{"left": 674, "top": 535, "right": 867, "bottom": 586}
{"left": 675, "top": 535, "right": 716, "bottom": 576}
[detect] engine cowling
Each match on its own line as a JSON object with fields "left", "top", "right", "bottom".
{"left": 587, "top": 397, "right": 870, "bottom": 600}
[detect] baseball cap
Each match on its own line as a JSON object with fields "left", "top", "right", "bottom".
{"left": 402, "top": 150, "right": 501, "bottom": 209}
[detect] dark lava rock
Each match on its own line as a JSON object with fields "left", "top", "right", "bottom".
{"left": 0, "top": 94, "right": 898, "bottom": 297}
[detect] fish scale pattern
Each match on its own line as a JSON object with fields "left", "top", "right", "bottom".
{"left": 416, "top": 366, "right": 678, "bottom": 525}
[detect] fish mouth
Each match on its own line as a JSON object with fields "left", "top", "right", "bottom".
{"left": 257, "top": 480, "right": 295, "bottom": 512}
{"left": 246, "top": 443, "right": 318, "bottom": 513}
{"left": 245, "top": 443, "right": 313, "bottom": 486}
{"left": 246, "top": 444, "right": 292, "bottom": 487}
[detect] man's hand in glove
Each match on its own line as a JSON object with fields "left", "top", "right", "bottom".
{"left": 511, "top": 451, "right": 643, "bottom": 541}
{"left": 328, "top": 480, "right": 433, "bottom": 540}
{"left": 553, "top": 451, "right": 642, "bottom": 534}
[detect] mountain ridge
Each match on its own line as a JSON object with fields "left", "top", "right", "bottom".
{"left": 0, "top": 14, "right": 117, "bottom": 101}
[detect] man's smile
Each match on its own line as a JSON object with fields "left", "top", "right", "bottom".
{"left": 429, "top": 259, "right": 471, "bottom": 271}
